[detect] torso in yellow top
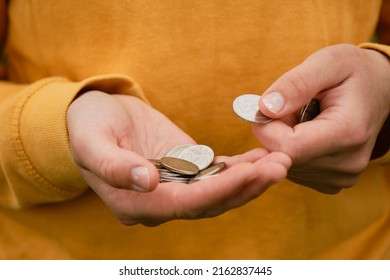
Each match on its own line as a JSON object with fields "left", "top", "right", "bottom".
{"left": 2, "top": 0, "right": 390, "bottom": 259}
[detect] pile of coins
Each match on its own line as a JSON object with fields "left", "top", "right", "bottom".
{"left": 233, "top": 94, "right": 320, "bottom": 124}
{"left": 150, "top": 144, "right": 226, "bottom": 184}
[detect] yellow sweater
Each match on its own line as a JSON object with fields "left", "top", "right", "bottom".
{"left": 0, "top": 0, "right": 389, "bottom": 259}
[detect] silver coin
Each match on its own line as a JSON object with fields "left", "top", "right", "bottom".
{"left": 299, "top": 98, "right": 320, "bottom": 123}
{"left": 160, "top": 176, "right": 190, "bottom": 181}
{"left": 160, "top": 178, "right": 191, "bottom": 183}
{"left": 160, "top": 157, "right": 199, "bottom": 175}
{"left": 233, "top": 94, "right": 273, "bottom": 124}
{"left": 160, "top": 176, "right": 191, "bottom": 183}
{"left": 190, "top": 174, "right": 220, "bottom": 183}
{"left": 160, "top": 174, "right": 191, "bottom": 181}
{"left": 190, "top": 162, "right": 226, "bottom": 182}
{"left": 159, "top": 171, "right": 184, "bottom": 178}
{"left": 177, "top": 144, "right": 214, "bottom": 170}
{"left": 165, "top": 144, "right": 193, "bottom": 157}
{"left": 159, "top": 170, "right": 191, "bottom": 183}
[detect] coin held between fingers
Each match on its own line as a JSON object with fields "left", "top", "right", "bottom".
{"left": 299, "top": 98, "right": 320, "bottom": 123}
{"left": 233, "top": 94, "right": 321, "bottom": 124}
{"left": 232, "top": 94, "right": 273, "bottom": 124}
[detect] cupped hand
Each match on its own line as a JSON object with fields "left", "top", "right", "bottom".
{"left": 67, "top": 91, "right": 291, "bottom": 226}
{"left": 253, "top": 44, "right": 390, "bottom": 194}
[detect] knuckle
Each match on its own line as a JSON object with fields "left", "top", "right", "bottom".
{"left": 97, "top": 158, "right": 117, "bottom": 183}
{"left": 316, "top": 44, "right": 357, "bottom": 71}
{"left": 274, "top": 137, "right": 301, "bottom": 163}
{"left": 98, "top": 158, "right": 113, "bottom": 176}
{"left": 117, "top": 210, "right": 162, "bottom": 227}
{"left": 282, "top": 69, "right": 313, "bottom": 100}
{"left": 344, "top": 158, "right": 369, "bottom": 176}
{"left": 345, "top": 127, "right": 369, "bottom": 148}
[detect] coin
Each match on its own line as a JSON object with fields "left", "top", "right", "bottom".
{"left": 160, "top": 178, "right": 191, "bottom": 183}
{"left": 148, "top": 159, "right": 163, "bottom": 169}
{"left": 160, "top": 175, "right": 192, "bottom": 183}
{"left": 190, "top": 174, "right": 220, "bottom": 183}
{"left": 232, "top": 94, "right": 273, "bottom": 124}
{"left": 160, "top": 157, "right": 199, "bottom": 175}
{"left": 159, "top": 171, "right": 184, "bottom": 178}
{"left": 299, "top": 98, "right": 320, "bottom": 123}
{"left": 190, "top": 162, "right": 226, "bottom": 182}
{"left": 177, "top": 144, "right": 214, "bottom": 170}
{"left": 165, "top": 144, "right": 193, "bottom": 157}
{"left": 233, "top": 94, "right": 321, "bottom": 124}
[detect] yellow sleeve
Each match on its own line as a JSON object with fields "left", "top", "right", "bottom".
{"left": 0, "top": 74, "right": 147, "bottom": 209}
{"left": 359, "top": 43, "right": 390, "bottom": 166}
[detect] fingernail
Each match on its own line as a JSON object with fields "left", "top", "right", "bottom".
{"left": 262, "top": 92, "right": 285, "bottom": 113}
{"left": 130, "top": 166, "right": 150, "bottom": 192}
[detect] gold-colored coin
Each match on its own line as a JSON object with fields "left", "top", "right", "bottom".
{"left": 148, "top": 159, "right": 163, "bottom": 169}
{"left": 160, "top": 157, "right": 199, "bottom": 176}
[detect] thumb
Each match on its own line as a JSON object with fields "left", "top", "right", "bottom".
{"left": 258, "top": 45, "right": 351, "bottom": 118}
{"left": 73, "top": 141, "right": 160, "bottom": 192}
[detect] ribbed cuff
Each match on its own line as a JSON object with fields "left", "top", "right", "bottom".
{"left": 359, "top": 42, "right": 390, "bottom": 59}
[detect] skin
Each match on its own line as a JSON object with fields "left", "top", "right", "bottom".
{"left": 256, "top": 44, "right": 390, "bottom": 194}
{"left": 1, "top": 0, "right": 389, "bottom": 223}
{"left": 67, "top": 91, "right": 291, "bottom": 226}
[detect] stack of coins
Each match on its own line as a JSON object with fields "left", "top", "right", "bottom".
{"left": 150, "top": 144, "right": 226, "bottom": 184}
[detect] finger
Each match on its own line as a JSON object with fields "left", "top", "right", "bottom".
{"left": 287, "top": 167, "right": 357, "bottom": 194}
{"left": 123, "top": 152, "right": 291, "bottom": 226}
{"left": 287, "top": 174, "right": 342, "bottom": 194}
{"left": 214, "top": 148, "right": 270, "bottom": 167}
{"left": 286, "top": 147, "right": 367, "bottom": 193}
{"left": 103, "top": 162, "right": 259, "bottom": 226}
{"left": 76, "top": 140, "right": 160, "bottom": 192}
{"left": 217, "top": 152, "right": 291, "bottom": 211}
{"left": 258, "top": 44, "right": 353, "bottom": 119}
{"left": 252, "top": 102, "right": 354, "bottom": 164}
{"left": 251, "top": 119, "right": 330, "bottom": 163}
{"left": 192, "top": 153, "right": 291, "bottom": 217}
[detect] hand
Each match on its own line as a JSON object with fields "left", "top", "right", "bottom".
{"left": 67, "top": 91, "right": 291, "bottom": 226}
{"left": 253, "top": 44, "right": 390, "bottom": 194}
